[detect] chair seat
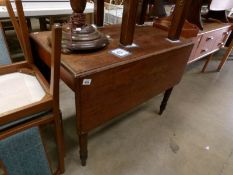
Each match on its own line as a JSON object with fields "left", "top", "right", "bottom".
{"left": 0, "top": 72, "right": 46, "bottom": 114}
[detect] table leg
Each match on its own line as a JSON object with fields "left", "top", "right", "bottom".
{"left": 75, "top": 87, "right": 88, "bottom": 166}
{"left": 39, "top": 17, "right": 47, "bottom": 31}
{"left": 159, "top": 87, "right": 173, "bottom": 115}
{"left": 79, "top": 133, "right": 88, "bottom": 166}
{"left": 136, "top": 0, "right": 149, "bottom": 25}
{"left": 201, "top": 54, "right": 213, "bottom": 73}
{"left": 217, "top": 39, "right": 233, "bottom": 72}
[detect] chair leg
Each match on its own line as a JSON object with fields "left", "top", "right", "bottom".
{"left": 217, "top": 40, "right": 233, "bottom": 72}
{"left": 54, "top": 113, "right": 65, "bottom": 174}
{"left": 201, "top": 54, "right": 213, "bottom": 73}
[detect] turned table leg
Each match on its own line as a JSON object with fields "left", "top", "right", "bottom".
{"left": 75, "top": 90, "right": 88, "bottom": 166}
{"left": 79, "top": 133, "right": 88, "bottom": 166}
{"left": 159, "top": 87, "right": 173, "bottom": 115}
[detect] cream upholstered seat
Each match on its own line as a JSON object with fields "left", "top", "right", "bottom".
{"left": 0, "top": 72, "right": 45, "bottom": 114}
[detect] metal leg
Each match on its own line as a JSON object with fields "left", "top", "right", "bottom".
{"left": 159, "top": 87, "right": 173, "bottom": 115}
{"left": 79, "top": 133, "right": 88, "bottom": 166}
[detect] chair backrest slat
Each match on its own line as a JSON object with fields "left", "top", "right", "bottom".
{"left": 50, "top": 25, "right": 62, "bottom": 109}
{"left": 4, "top": 0, "right": 33, "bottom": 63}
{"left": 14, "top": 0, "right": 33, "bottom": 62}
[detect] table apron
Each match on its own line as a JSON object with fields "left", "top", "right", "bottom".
{"left": 77, "top": 45, "right": 193, "bottom": 132}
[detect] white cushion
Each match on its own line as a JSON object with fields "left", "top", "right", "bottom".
{"left": 0, "top": 72, "right": 46, "bottom": 115}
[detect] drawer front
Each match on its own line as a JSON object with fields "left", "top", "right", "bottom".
{"left": 212, "top": 28, "right": 232, "bottom": 50}
{"left": 194, "top": 32, "right": 216, "bottom": 58}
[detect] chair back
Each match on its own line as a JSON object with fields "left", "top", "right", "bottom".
{"left": 0, "top": 22, "right": 12, "bottom": 65}
{"left": 4, "top": 0, "right": 62, "bottom": 108}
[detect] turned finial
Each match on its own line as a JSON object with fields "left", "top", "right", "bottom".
{"left": 61, "top": 0, "right": 109, "bottom": 53}
{"left": 70, "top": 0, "right": 87, "bottom": 13}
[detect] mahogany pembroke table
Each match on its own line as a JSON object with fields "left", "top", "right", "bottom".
{"left": 30, "top": 0, "right": 194, "bottom": 166}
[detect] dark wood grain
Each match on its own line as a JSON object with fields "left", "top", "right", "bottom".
{"left": 31, "top": 25, "right": 193, "bottom": 165}
{"left": 186, "top": 0, "right": 204, "bottom": 30}
{"left": 79, "top": 133, "right": 88, "bottom": 166}
{"left": 31, "top": 25, "right": 192, "bottom": 76}
{"left": 120, "top": 0, "right": 139, "bottom": 45}
{"left": 70, "top": 0, "right": 86, "bottom": 13}
{"left": 50, "top": 24, "right": 62, "bottom": 110}
{"left": 1, "top": 1, "right": 65, "bottom": 173}
{"left": 77, "top": 43, "right": 192, "bottom": 132}
{"left": 168, "top": 0, "right": 192, "bottom": 40}
{"left": 136, "top": 0, "right": 149, "bottom": 25}
{"left": 94, "top": 0, "right": 104, "bottom": 27}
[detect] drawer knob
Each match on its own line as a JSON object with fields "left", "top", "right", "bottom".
{"left": 201, "top": 49, "right": 208, "bottom": 53}
{"left": 206, "top": 36, "right": 214, "bottom": 41}
{"left": 218, "top": 42, "right": 224, "bottom": 47}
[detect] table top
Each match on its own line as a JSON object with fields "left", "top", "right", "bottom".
{"left": 30, "top": 25, "right": 192, "bottom": 77}
{"left": 0, "top": 1, "right": 94, "bottom": 18}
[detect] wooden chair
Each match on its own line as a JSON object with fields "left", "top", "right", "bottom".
{"left": 0, "top": 22, "right": 12, "bottom": 65}
{"left": 0, "top": 0, "right": 64, "bottom": 174}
